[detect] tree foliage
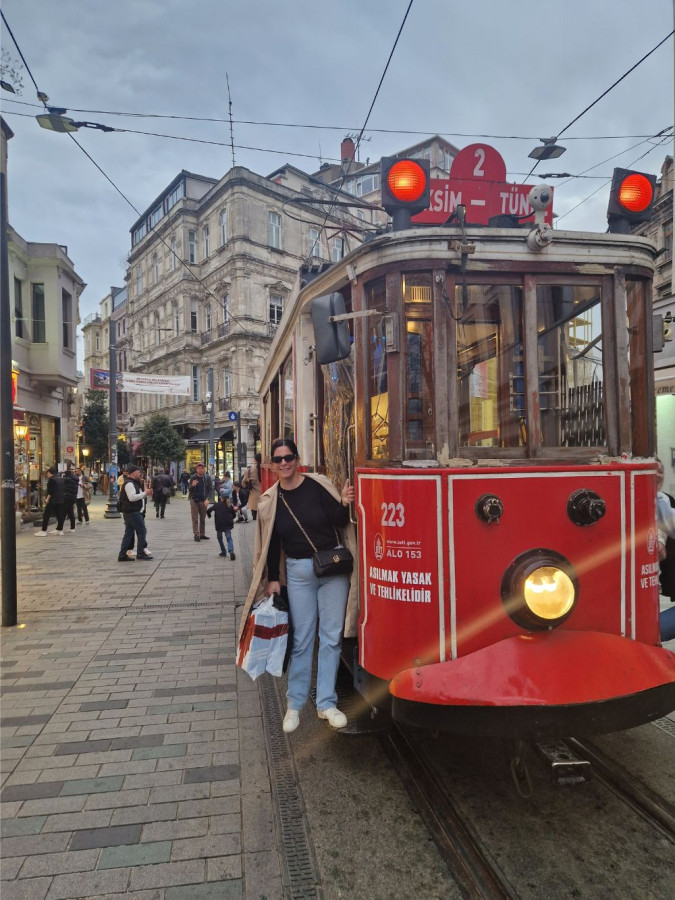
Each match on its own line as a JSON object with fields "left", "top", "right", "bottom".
{"left": 139, "top": 413, "right": 186, "bottom": 465}
{"left": 1, "top": 50, "right": 25, "bottom": 95}
{"left": 82, "top": 390, "right": 109, "bottom": 462}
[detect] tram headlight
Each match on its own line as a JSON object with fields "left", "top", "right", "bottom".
{"left": 501, "top": 550, "right": 578, "bottom": 631}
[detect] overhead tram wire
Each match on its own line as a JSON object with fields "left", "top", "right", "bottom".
{"left": 555, "top": 130, "right": 673, "bottom": 224}
{"left": 1, "top": 12, "right": 251, "bottom": 333}
{"left": 2, "top": 99, "right": 664, "bottom": 143}
{"left": 303, "top": 0, "right": 416, "bottom": 266}
{"left": 522, "top": 28, "right": 674, "bottom": 184}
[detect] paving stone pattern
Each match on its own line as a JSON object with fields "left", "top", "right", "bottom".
{"left": 1, "top": 495, "right": 278, "bottom": 899}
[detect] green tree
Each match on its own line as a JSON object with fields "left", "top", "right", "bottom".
{"left": 139, "top": 413, "right": 186, "bottom": 467}
{"left": 82, "top": 390, "right": 109, "bottom": 462}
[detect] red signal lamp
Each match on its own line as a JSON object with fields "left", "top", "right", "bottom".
{"left": 380, "top": 156, "right": 431, "bottom": 231}
{"left": 616, "top": 173, "right": 654, "bottom": 213}
{"left": 607, "top": 168, "right": 657, "bottom": 233}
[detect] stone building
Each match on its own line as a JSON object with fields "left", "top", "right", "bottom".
{"left": 87, "top": 154, "right": 373, "bottom": 477}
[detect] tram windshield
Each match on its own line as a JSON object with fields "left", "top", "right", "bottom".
{"left": 455, "top": 284, "right": 524, "bottom": 448}
{"left": 536, "top": 285, "right": 604, "bottom": 447}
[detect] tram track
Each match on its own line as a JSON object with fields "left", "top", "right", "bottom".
{"left": 379, "top": 725, "right": 515, "bottom": 900}
{"left": 564, "top": 736, "right": 675, "bottom": 843}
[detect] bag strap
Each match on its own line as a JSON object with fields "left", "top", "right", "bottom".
{"left": 279, "top": 487, "right": 343, "bottom": 554}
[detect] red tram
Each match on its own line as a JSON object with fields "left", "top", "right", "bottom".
{"left": 258, "top": 146, "right": 675, "bottom": 738}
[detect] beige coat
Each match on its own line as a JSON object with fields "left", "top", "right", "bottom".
{"left": 237, "top": 473, "right": 359, "bottom": 643}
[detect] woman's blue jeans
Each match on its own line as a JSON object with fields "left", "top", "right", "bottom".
{"left": 217, "top": 529, "right": 233, "bottom": 554}
{"left": 285, "top": 556, "right": 350, "bottom": 712}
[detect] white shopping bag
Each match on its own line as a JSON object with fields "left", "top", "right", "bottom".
{"left": 237, "top": 596, "right": 289, "bottom": 680}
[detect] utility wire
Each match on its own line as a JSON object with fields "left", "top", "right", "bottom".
{"left": 523, "top": 29, "right": 674, "bottom": 183}
{"left": 3, "top": 98, "right": 665, "bottom": 142}
{"left": 0, "top": 9, "right": 45, "bottom": 102}
{"left": 304, "top": 0, "right": 415, "bottom": 265}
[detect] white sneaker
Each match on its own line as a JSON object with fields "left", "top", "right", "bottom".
{"left": 54, "top": 530, "right": 63, "bottom": 536}
{"left": 282, "top": 709, "right": 300, "bottom": 733}
{"left": 35, "top": 530, "right": 48, "bottom": 537}
{"left": 126, "top": 550, "right": 136, "bottom": 559}
{"left": 317, "top": 707, "right": 347, "bottom": 729}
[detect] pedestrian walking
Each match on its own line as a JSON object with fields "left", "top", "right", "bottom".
{"left": 152, "top": 467, "right": 172, "bottom": 519}
{"left": 90, "top": 470, "right": 99, "bottom": 494}
{"left": 62, "top": 465, "right": 79, "bottom": 533}
{"left": 75, "top": 467, "right": 92, "bottom": 524}
{"left": 237, "top": 437, "right": 355, "bottom": 733}
{"left": 35, "top": 465, "right": 66, "bottom": 536}
{"left": 188, "top": 462, "right": 213, "bottom": 542}
{"left": 179, "top": 470, "right": 190, "bottom": 496}
{"left": 206, "top": 494, "right": 237, "bottom": 559}
{"left": 118, "top": 465, "right": 153, "bottom": 562}
{"left": 242, "top": 453, "right": 262, "bottom": 520}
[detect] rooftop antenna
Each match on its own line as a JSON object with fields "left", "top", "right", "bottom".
{"left": 226, "top": 73, "right": 235, "bottom": 168}
{"left": 346, "top": 131, "right": 371, "bottom": 163}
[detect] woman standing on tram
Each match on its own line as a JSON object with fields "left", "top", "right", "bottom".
{"left": 238, "top": 438, "right": 355, "bottom": 733}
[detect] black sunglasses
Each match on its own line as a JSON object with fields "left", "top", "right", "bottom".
{"left": 271, "top": 453, "right": 296, "bottom": 464}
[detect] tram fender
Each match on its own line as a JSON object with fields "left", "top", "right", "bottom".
{"left": 389, "top": 630, "right": 675, "bottom": 708}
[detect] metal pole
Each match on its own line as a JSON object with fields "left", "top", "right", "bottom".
{"left": 0, "top": 166, "right": 17, "bottom": 625}
{"left": 237, "top": 410, "right": 242, "bottom": 479}
{"left": 104, "top": 320, "right": 120, "bottom": 518}
{"left": 208, "top": 367, "right": 215, "bottom": 500}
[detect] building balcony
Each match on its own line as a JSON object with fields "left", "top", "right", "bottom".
{"left": 218, "top": 321, "right": 231, "bottom": 339}
{"left": 218, "top": 396, "right": 232, "bottom": 412}
{"left": 200, "top": 330, "right": 213, "bottom": 346}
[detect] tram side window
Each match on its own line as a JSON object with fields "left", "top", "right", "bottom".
{"left": 626, "top": 278, "right": 650, "bottom": 457}
{"left": 403, "top": 274, "right": 434, "bottom": 459}
{"left": 282, "top": 355, "right": 294, "bottom": 440}
{"left": 536, "top": 285, "right": 605, "bottom": 447}
{"left": 455, "top": 284, "right": 523, "bottom": 448}
{"left": 367, "top": 279, "right": 388, "bottom": 460}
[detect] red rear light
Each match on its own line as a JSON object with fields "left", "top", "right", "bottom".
{"left": 387, "top": 160, "right": 428, "bottom": 203}
{"left": 617, "top": 173, "right": 654, "bottom": 213}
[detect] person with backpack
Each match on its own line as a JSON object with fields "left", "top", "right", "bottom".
{"left": 206, "top": 493, "right": 237, "bottom": 560}
{"left": 118, "top": 465, "right": 154, "bottom": 562}
{"left": 179, "top": 469, "right": 190, "bottom": 496}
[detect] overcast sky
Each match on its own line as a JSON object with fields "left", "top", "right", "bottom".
{"left": 2, "top": 0, "right": 673, "bottom": 361}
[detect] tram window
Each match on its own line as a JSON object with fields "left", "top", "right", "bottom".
{"left": 403, "top": 274, "right": 434, "bottom": 459}
{"left": 367, "top": 279, "right": 389, "bottom": 460}
{"left": 626, "top": 278, "right": 650, "bottom": 456}
{"left": 455, "top": 284, "right": 523, "bottom": 448}
{"left": 536, "top": 285, "right": 604, "bottom": 447}
{"left": 282, "top": 355, "right": 294, "bottom": 440}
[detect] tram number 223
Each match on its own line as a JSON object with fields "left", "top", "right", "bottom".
{"left": 381, "top": 502, "right": 405, "bottom": 527}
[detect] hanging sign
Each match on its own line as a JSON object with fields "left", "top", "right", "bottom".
{"left": 412, "top": 143, "right": 554, "bottom": 226}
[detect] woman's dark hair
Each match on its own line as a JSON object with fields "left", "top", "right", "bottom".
{"left": 271, "top": 437, "right": 298, "bottom": 458}
{"left": 254, "top": 452, "right": 262, "bottom": 465}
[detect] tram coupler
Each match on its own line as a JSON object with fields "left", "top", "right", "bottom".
{"left": 535, "top": 740, "right": 592, "bottom": 785}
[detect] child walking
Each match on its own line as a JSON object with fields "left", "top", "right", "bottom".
{"left": 206, "top": 494, "right": 237, "bottom": 560}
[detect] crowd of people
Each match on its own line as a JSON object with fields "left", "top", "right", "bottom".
{"left": 35, "top": 463, "right": 92, "bottom": 536}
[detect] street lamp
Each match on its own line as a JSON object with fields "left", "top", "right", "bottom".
{"left": 82, "top": 447, "right": 90, "bottom": 471}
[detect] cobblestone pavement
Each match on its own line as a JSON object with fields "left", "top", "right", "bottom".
{"left": 1, "top": 494, "right": 278, "bottom": 900}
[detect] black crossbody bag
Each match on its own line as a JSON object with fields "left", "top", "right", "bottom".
{"left": 279, "top": 490, "right": 353, "bottom": 578}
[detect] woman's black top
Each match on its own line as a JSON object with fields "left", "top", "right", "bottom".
{"left": 267, "top": 478, "right": 349, "bottom": 580}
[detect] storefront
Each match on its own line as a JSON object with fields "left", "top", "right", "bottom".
{"left": 13, "top": 408, "right": 59, "bottom": 520}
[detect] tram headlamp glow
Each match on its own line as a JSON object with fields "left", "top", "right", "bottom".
{"left": 502, "top": 550, "right": 578, "bottom": 631}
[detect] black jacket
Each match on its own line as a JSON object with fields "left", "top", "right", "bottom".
{"left": 62, "top": 470, "right": 79, "bottom": 503}
{"left": 152, "top": 473, "right": 172, "bottom": 496}
{"left": 206, "top": 501, "right": 236, "bottom": 531}
{"left": 46, "top": 474, "right": 65, "bottom": 504}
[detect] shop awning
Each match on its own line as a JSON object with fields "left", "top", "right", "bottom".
{"left": 186, "top": 427, "right": 235, "bottom": 445}
{"left": 132, "top": 442, "right": 143, "bottom": 454}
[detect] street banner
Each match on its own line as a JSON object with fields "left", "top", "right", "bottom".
{"left": 120, "top": 373, "right": 190, "bottom": 396}
{"left": 89, "top": 370, "right": 190, "bottom": 395}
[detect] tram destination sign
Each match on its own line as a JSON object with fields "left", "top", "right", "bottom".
{"left": 412, "top": 143, "right": 553, "bottom": 227}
